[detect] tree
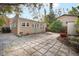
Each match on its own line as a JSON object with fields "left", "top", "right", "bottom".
{"left": 26, "top": 3, "right": 43, "bottom": 19}
{"left": 10, "top": 4, "right": 24, "bottom": 35}
{"left": 49, "top": 3, "right": 56, "bottom": 22}
{"left": 44, "top": 13, "right": 56, "bottom": 26}
{"left": 49, "top": 3, "right": 53, "bottom": 14}
{"left": 0, "top": 4, "right": 24, "bottom": 35}
{"left": 68, "top": 6, "right": 79, "bottom": 16}
{"left": 57, "top": 9, "right": 62, "bottom": 16}
{"left": 48, "top": 20, "right": 63, "bottom": 33}
{"left": 0, "top": 4, "right": 13, "bottom": 15}
{"left": 44, "top": 3, "right": 56, "bottom": 27}
{"left": 0, "top": 4, "right": 14, "bottom": 25}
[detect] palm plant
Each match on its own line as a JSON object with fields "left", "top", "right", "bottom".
{"left": 0, "top": 4, "right": 13, "bottom": 26}
{"left": 0, "top": 4, "right": 24, "bottom": 35}
{"left": 68, "top": 6, "right": 79, "bottom": 16}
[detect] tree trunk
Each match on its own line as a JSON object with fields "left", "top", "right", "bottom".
{"left": 15, "top": 5, "right": 20, "bottom": 35}
{"left": 49, "top": 3, "right": 53, "bottom": 14}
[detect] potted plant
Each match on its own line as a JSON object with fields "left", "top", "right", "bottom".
{"left": 60, "top": 27, "right": 67, "bottom": 37}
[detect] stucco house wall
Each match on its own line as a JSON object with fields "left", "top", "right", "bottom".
{"left": 11, "top": 18, "right": 47, "bottom": 35}
{"left": 57, "top": 15, "right": 78, "bottom": 26}
{"left": 18, "top": 19, "right": 32, "bottom": 35}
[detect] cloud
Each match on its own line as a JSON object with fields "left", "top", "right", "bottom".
{"left": 53, "top": 3, "right": 60, "bottom": 8}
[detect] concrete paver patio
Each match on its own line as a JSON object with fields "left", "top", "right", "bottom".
{"left": 0, "top": 32, "right": 78, "bottom": 56}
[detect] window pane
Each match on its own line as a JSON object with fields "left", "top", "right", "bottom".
{"left": 27, "top": 23, "right": 29, "bottom": 26}
{"left": 22, "top": 23, "right": 25, "bottom": 26}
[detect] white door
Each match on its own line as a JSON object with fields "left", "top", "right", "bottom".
{"left": 67, "top": 22, "right": 76, "bottom": 35}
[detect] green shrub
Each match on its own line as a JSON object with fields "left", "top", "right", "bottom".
{"left": 48, "top": 20, "right": 63, "bottom": 33}
{"left": 60, "top": 26, "right": 67, "bottom": 33}
{"left": 69, "top": 37, "right": 79, "bottom": 44}
{"left": 75, "top": 18, "right": 79, "bottom": 25}
{"left": 75, "top": 17, "right": 79, "bottom": 33}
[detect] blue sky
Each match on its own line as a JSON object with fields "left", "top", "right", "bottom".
{"left": 57, "top": 3, "right": 77, "bottom": 10}
{"left": 8, "top": 3, "right": 78, "bottom": 20}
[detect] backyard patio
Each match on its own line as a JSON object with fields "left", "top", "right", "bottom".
{"left": 0, "top": 32, "right": 78, "bottom": 56}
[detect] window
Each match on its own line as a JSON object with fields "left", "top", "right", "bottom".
{"left": 12, "top": 23, "right": 16, "bottom": 29}
{"left": 35, "top": 24, "right": 36, "bottom": 28}
{"left": 27, "top": 23, "right": 29, "bottom": 26}
{"left": 22, "top": 23, "right": 25, "bottom": 26}
{"left": 37, "top": 24, "right": 39, "bottom": 27}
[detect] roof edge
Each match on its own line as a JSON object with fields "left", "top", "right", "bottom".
{"left": 57, "top": 14, "right": 77, "bottom": 19}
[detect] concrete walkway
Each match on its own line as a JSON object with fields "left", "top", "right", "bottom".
{"left": 0, "top": 32, "right": 78, "bottom": 56}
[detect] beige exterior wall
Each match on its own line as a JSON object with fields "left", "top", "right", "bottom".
{"left": 57, "top": 16, "right": 77, "bottom": 26}
{"left": 18, "top": 19, "right": 32, "bottom": 35}
{"left": 17, "top": 19, "right": 47, "bottom": 35}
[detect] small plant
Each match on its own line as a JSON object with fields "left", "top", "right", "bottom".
{"left": 69, "top": 37, "right": 79, "bottom": 43}
{"left": 69, "top": 36, "right": 79, "bottom": 52}
{"left": 69, "top": 37, "right": 79, "bottom": 49}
